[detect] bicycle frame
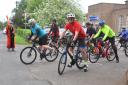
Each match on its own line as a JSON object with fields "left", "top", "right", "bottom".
{"left": 99, "top": 40, "right": 110, "bottom": 57}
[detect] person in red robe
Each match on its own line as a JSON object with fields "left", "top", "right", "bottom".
{"left": 6, "top": 21, "right": 15, "bottom": 51}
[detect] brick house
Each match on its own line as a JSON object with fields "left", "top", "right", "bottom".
{"left": 88, "top": 0, "right": 128, "bottom": 33}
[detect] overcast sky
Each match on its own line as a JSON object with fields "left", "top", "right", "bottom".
{"left": 0, "top": 0, "right": 125, "bottom": 22}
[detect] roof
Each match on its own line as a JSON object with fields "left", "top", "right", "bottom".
{"left": 89, "top": 2, "right": 124, "bottom": 7}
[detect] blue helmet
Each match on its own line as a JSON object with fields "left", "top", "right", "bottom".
{"left": 99, "top": 20, "right": 105, "bottom": 26}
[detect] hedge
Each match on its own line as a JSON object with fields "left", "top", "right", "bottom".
{"left": 16, "top": 27, "right": 31, "bottom": 39}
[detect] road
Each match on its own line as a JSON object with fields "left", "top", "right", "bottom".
{"left": 0, "top": 31, "right": 128, "bottom": 85}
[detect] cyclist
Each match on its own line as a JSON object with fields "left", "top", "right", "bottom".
{"left": 28, "top": 19, "right": 53, "bottom": 57}
{"left": 48, "top": 19, "right": 59, "bottom": 43}
{"left": 60, "top": 13, "right": 88, "bottom": 71}
{"left": 86, "top": 22, "right": 96, "bottom": 39}
{"left": 118, "top": 28, "right": 128, "bottom": 46}
{"left": 93, "top": 20, "right": 119, "bottom": 63}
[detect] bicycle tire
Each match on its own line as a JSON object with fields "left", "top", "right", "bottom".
{"left": 115, "top": 39, "right": 122, "bottom": 50}
{"left": 76, "top": 52, "right": 86, "bottom": 70}
{"left": 125, "top": 44, "right": 128, "bottom": 57}
{"left": 106, "top": 46, "right": 116, "bottom": 61}
{"left": 58, "top": 53, "right": 67, "bottom": 75}
{"left": 45, "top": 46, "right": 59, "bottom": 62}
{"left": 20, "top": 47, "right": 37, "bottom": 65}
{"left": 88, "top": 47, "right": 100, "bottom": 63}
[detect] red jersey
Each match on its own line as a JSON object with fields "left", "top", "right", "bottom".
{"left": 65, "top": 20, "right": 86, "bottom": 38}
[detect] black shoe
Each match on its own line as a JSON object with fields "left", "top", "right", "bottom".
{"left": 84, "top": 65, "right": 88, "bottom": 72}
{"left": 67, "top": 63, "right": 73, "bottom": 67}
{"left": 12, "top": 48, "right": 15, "bottom": 52}
{"left": 116, "top": 60, "right": 119, "bottom": 63}
{"left": 67, "top": 59, "right": 76, "bottom": 67}
{"left": 115, "top": 55, "right": 119, "bottom": 63}
{"left": 8, "top": 48, "right": 10, "bottom": 52}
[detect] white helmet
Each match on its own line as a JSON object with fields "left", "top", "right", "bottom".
{"left": 28, "top": 18, "right": 36, "bottom": 24}
{"left": 67, "top": 13, "right": 75, "bottom": 18}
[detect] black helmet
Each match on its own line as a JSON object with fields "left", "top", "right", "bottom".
{"left": 122, "top": 27, "right": 126, "bottom": 31}
{"left": 86, "top": 22, "right": 92, "bottom": 25}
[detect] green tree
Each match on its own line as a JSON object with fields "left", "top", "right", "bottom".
{"left": 13, "top": 0, "right": 84, "bottom": 28}
{"left": 0, "top": 21, "right": 4, "bottom": 30}
{"left": 27, "top": 0, "right": 84, "bottom": 27}
{"left": 12, "top": 0, "right": 27, "bottom": 28}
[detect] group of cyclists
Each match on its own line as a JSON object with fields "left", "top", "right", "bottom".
{"left": 27, "top": 13, "right": 128, "bottom": 72}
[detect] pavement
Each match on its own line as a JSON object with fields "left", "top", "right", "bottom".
{"left": 0, "top": 31, "right": 128, "bottom": 85}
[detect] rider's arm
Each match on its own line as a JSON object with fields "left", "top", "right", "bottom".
{"left": 31, "top": 28, "right": 40, "bottom": 41}
{"left": 73, "top": 31, "right": 79, "bottom": 41}
{"left": 28, "top": 31, "right": 33, "bottom": 40}
{"left": 90, "top": 29, "right": 96, "bottom": 39}
{"left": 60, "top": 24, "right": 69, "bottom": 39}
{"left": 60, "top": 29, "right": 67, "bottom": 39}
{"left": 48, "top": 26, "right": 52, "bottom": 35}
{"left": 102, "top": 27, "right": 109, "bottom": 41}
{"left": 93, "top": 28, "right": 101, "bottom": 38}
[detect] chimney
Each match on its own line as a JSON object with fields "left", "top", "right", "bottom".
{"left": 125, "top": 0, "right": 128, "bottom": 5}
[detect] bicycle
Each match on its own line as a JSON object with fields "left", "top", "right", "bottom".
{"left": 115, "top": 36, "right": 128, "bottom": 57}
{"left": 20, "top": 40, "right": 58, "bottom": 65}
{"left": 47, "top": 34, "right": 66, "bottom": 54}
{"left": 58, "top": 41, "right": 86, "bottom": 75}
{"left": 88, "top": 38, "right": 115, "bottom": 63}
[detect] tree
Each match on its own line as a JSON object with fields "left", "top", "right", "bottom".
{"left": 13, "top": 0, "right": 84, "bottom": 28}
{"left": 0, "top": 21, "right": 3, "bottom": 30}
{"left": 26, "top": 0, "right": 84, "bottom": 27}
{"left": 12, "top": 0, "right": 27, "bottom": 28}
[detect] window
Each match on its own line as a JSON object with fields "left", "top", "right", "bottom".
{"left": 118, "top": 15, "right": 124, "bottom": 32}
{"left": 126, "top": 15, "right": 128, "bottom": 27}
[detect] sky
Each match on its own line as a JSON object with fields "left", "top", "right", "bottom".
{"left": 0, "top": 0, "right": 125, "bottom": 22}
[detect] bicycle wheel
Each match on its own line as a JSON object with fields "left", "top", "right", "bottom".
{"left": 106, "top": 46, "right": 116, "bottom": 61}
{"left": 76, "top": 52, "right": 86, "bottom": 70}
{"left": 88, "top": 47, "right": 100, "bottom": 63}
{"left": 57, "top": 40, "right": 65, "bottom": 54}
{"left": 45, "top": 46, "right": 59, "bottom": 62}
{"left": 58, "top": 44, "right": 65, "bottom": 54}
{"left": 20, "top": 47, "right": 37, "bottom": 65}
{"left": 125, "top": 43, "right": 128, "bottom": 57}
{"left": 58, "top": 53, "right": 67, "bottom": 75}
{"left": 115, "top": 39, "right": 121, "bottom": 50}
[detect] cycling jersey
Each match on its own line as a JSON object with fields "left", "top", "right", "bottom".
{"left": 86, "top": 27, "right": 96, "bottom": 37}
{"left": 118, "top": 30, "right": 128, "bottom": 40}
{"left": 94, "top": 25, "right": 115, "bottom": 41}
{"left": 65, "top": 20, "right": 86, "bottom": 38}
{"left": 50, "top": 23, "right": 59, "bottom": 34}
{"left": 31, "top": 23, "right": 47, "bottom": 38}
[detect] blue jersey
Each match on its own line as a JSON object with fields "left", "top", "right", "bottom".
{"left": 31, "top": 23, "right": 47, "bottom": 38}
{"left": 119, "top": 30, "right": 128, "bottom": 40}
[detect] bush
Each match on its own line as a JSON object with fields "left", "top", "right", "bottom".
{"left": 16, "top": 27, "right": 31, "bottom": 39}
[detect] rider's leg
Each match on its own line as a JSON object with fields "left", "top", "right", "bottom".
{"left": 109, "top": 37, "right": 119, "bottom": 63}
{"left": 80, "top": 48, "right": 88, "bottom": 64}
{"left": 39, "top": 35, "right": 54, "bottom": 51}
{"left": 67, "top": 46, "right": 75, "bottom": 67}
{"left": 78, "top": 38, "right": 88, "bottom": 71}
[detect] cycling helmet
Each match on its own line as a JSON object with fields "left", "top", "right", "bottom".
{"left": 122, "top": 27, "right": 126, "bottom": 30}
{"left": 86, "top": 22, "right": 92, "bottom": 26}
{"left": 67, "top": 13, "right": 75, "bottom": 18}
{"left": 28, "top": 18, "right": 36, "bottom": 24}
{"left": 99, "top": 20, "right": 105, "bottom": 26}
